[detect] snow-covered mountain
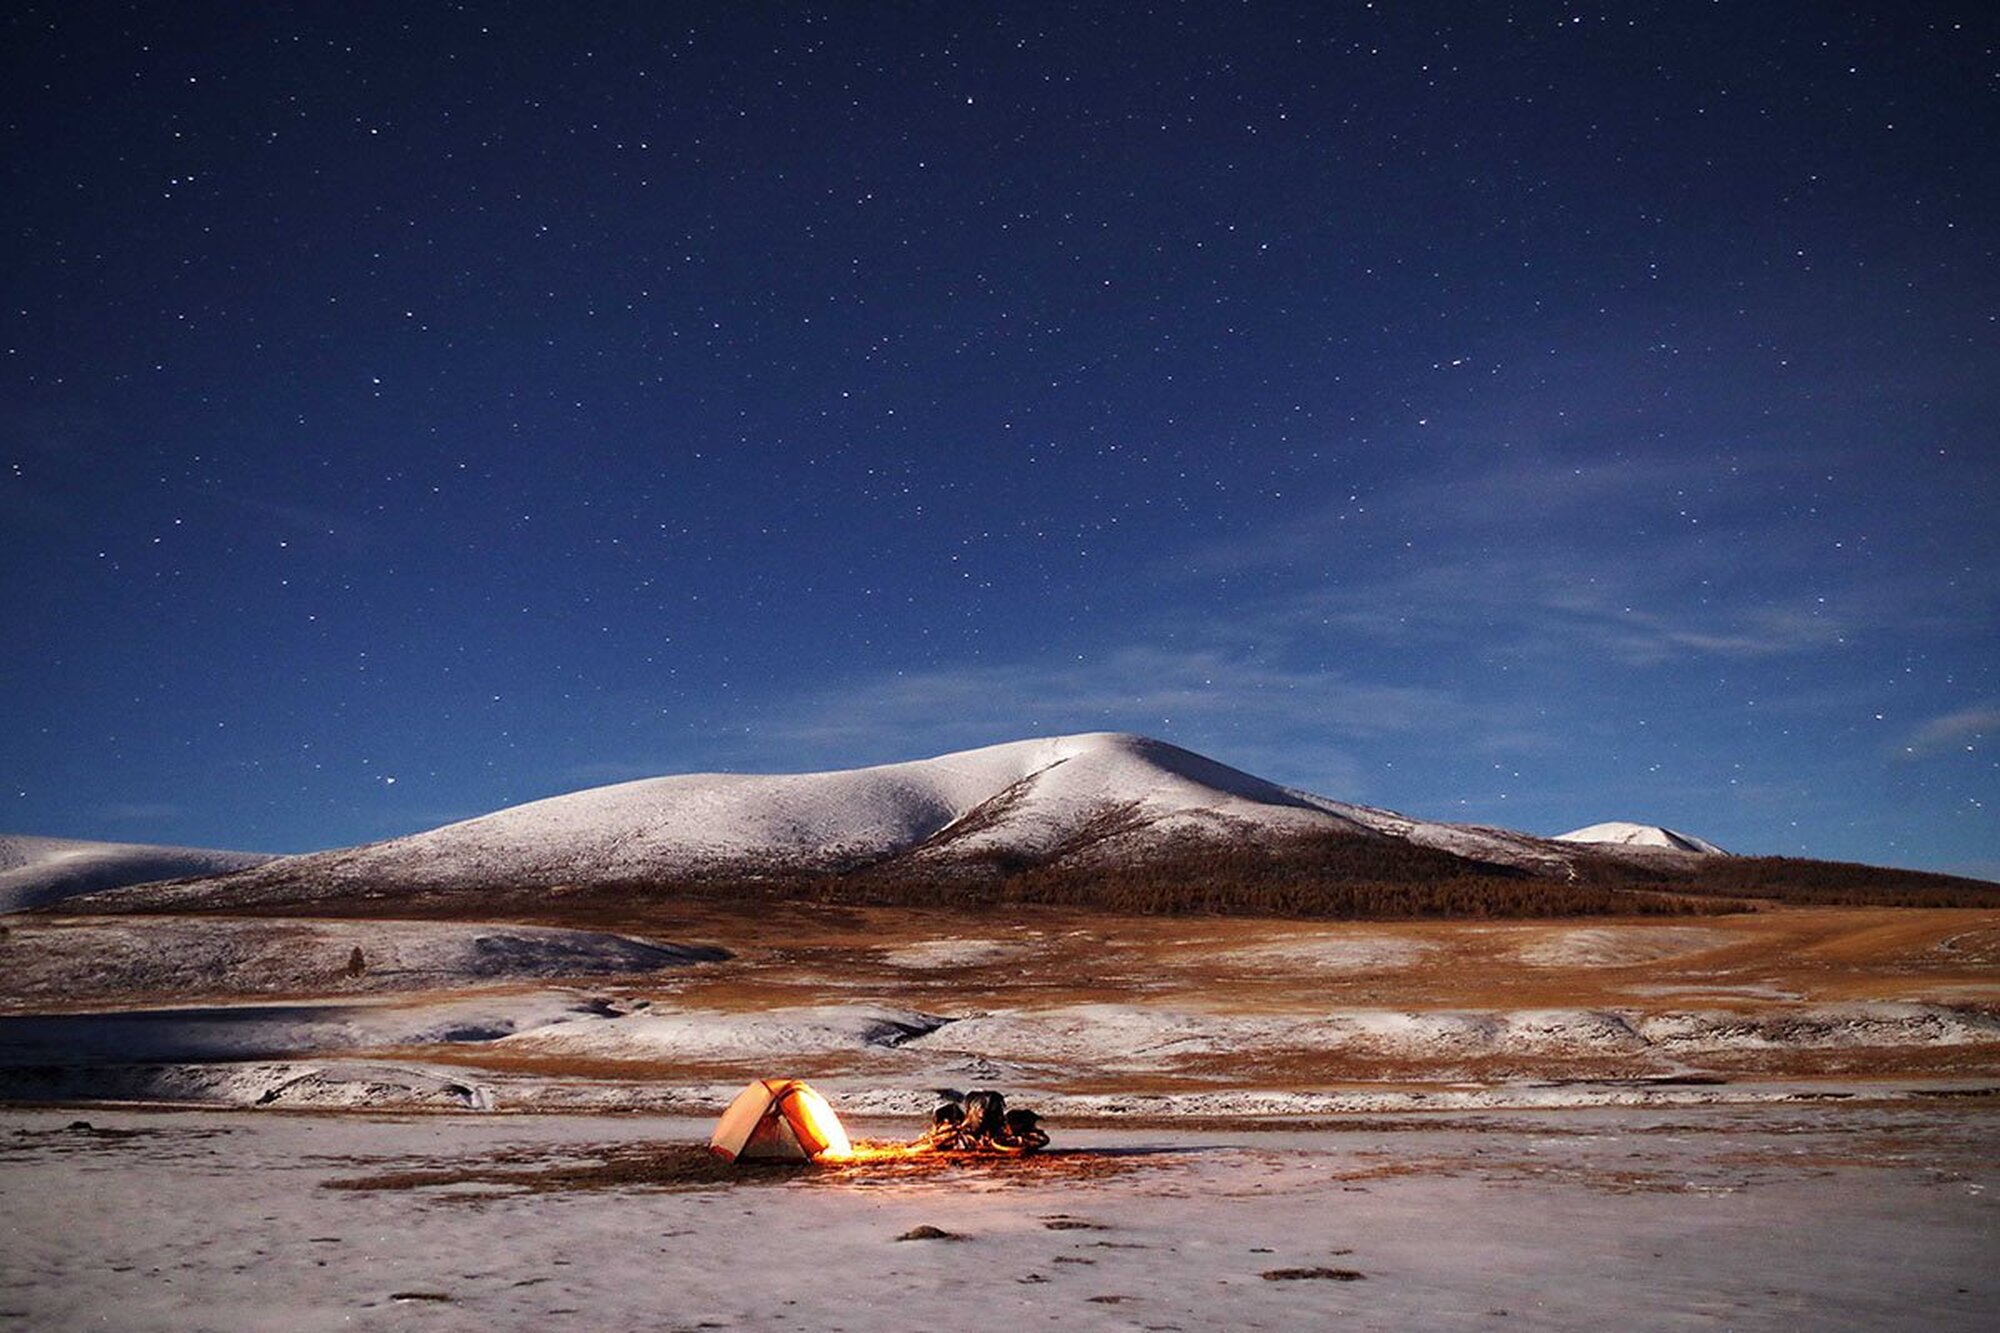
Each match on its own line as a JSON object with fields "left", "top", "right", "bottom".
{"left": 78, "top": 734, "right": 1630, "bottom": 911}
{"left": 0, "top": 835, "right": 276, "bottom": 912}
{"left": 1556, "top": 822, "right": 1728, "bottom": 856}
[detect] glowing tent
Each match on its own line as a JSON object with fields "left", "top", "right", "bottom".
{"left": 708, "top": 1078, "right": 853, "bottom": 1162}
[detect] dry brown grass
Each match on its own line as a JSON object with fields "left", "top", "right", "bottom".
{"left": 15, "top": 894, "right": 1997, "bottom": 1092}
{"left": 349, "top": 902, "right": 2000, "bottom": 1090}
{"left": 522, "top": 901, "right": 2000, "bottom": 1014}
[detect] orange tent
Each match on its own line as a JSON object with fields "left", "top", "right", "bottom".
{"left": 708, "top": 1078, "right": 853, "bottom": 1162}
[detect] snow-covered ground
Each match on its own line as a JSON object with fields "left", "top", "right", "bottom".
{"left": 0, "top": 991, "right": 631, "bottom": 1066}
{"left": 0, "top": 916, "right": 725, "bottom": 1008}
{"left": 887, "top": 1000, "right": 2000, "bottom": 1068}
{"left": 1214, "top": 933, "right": 1437, "bottom": 971}
{"left": 4, "top": 989, "right": 1992, "bottom": 1113}
{"left": 493, "top": 1002, "right": 951, "bottom": 1062}
{"left": 878, "top": 937, "right": 1033, "bottom": 968}
{"left": 1514, "top": 925, "right": 1734, "bottom": 967}
{"left": 3, "top": 897, "right": 1992, "bottom": 1327}
{"left": 3, "top": 1103, "right": 1992, "bottom": 1331}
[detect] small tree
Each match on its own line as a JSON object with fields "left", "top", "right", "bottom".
{"left": 345, "top": 946, "right": 366, "bottom": 978}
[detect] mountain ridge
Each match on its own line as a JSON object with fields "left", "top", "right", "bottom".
{"left": 37, "top": 733, "right": 1994, "bottom": 917}
{"left": 59, "top": 733, "right": 1685, "bottom": 911}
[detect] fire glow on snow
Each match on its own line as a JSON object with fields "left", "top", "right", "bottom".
{"left": 708, "top": 1080, "right": 1052, "bottom": 1166}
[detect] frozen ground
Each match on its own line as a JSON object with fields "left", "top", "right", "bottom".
{"left": 3, "top": 994, "right": 1994, "bottom": 1114}
{"left": 495, "top": 995, "right": 2000, "bottom": 1069}
{"left": 4, "top": 982, "right": 1994, "bottom": 1113}
{"left": 5, "top": 902, "right": 1993, "bottom": 1327}
{"left": 0, "top": 916, "right": 725, "bottom": 1009}
{"left": 2, "top": 1102, "right": 1993, "bottom": 1331}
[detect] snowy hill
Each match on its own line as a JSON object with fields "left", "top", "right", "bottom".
{"left": 0, "top": 835, "right": 276, "bottom": 912}
{"left": 82, "top": 734, "right": 1599, "bottom": 909}
{"left": 1556, "top": 822, "right": 1729, "bottom": 856}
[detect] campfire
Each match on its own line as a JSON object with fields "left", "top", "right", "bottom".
{"left": 709, "top": 1081, "right": 1048, "bottom": 1164}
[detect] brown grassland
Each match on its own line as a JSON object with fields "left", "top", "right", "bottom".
{"left": 25, "top": 838, "right": 1999, "bottom": 1097}
{"left": 372, "top": 898, "right": 2000, "bottom": 1092}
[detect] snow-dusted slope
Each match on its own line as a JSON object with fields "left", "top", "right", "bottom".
{"left": 1556, "top": 822, "right": 1728, "bottom": 856}
{"left": 84, "top": 734, "right": 1622, "bottom": 908}
{"left": 0, "top": 835, "right": 275, "bottom": 912}
{"left": 116, "top": 735, "right": 1369, "bottom": 898}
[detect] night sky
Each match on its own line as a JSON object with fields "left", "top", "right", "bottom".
{"left": 4, "top": 3, "right": 1995, "bottom": 876}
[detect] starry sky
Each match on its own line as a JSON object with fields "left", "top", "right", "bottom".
{"left": 4, "top": 3, "right": 1995, "bottom": 876}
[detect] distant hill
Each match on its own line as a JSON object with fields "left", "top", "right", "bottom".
{"left": 1557, "top": 822, "right": 1729, "bottom": 856}
{"left": 0, "top": 835, "right": 275, "bottom": 912}
{"left": 58, "top": 734, "right": 1997, "bottom": 919}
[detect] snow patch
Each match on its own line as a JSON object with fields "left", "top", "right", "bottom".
{"left": 1216, "top": 935, "right": 1435, "bottom": 972}
{"left": 895, "top": 1002, "right": 1996, "bottom": 1070}
{"left": 0, "top": 916, "right": 725, "bottom": 1006}
{"left": 1515, "top": 926, "right": 1733, "bottom": 968}
{"left": 878, "top": 938, "right": 1027, "bottom": 968}
{"left": 0, "top": 1060, "right": 497, "bottom": 1109}
{"left": 495, "top": 1004, "right": 953, "bottom": 1060}
{"left": 0, "top": 992, "right": 629, "bottom": 1066}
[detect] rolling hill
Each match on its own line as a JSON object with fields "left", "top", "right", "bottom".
{"left": 46, "top": 734, "right": 1994, "bottom": 919}
{"left": 0, "top": 835, "right": 275, "bottom": 912}
{"left": 65, "top": 734, "right": 1700, "bottom": 914}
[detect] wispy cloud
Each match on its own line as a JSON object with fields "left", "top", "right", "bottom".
{"left": 569, "top": 445, "right": 1985, "bottom": 831}
{"left": 759, "top": 646, "right": 1460, "bottom": 745}
{"left": 207, "top": 490, "right": 386, "bottom": 555}
{"left": 1899, "top": 705, "right": 2000, "bottom": 759}
{"left": 1536, "top": 594, "right": 1849, "bottom": 666}
{"left": 1174, "top": 447, "right": 1941, "bottom": 668}
{"left": 706, "top": 641, "right": 1489, "bottom": 800}
{"left": 93, "top": 802, "right": 183, "bottom": 823}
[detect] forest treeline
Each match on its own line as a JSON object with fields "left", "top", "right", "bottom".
{"left": 660, "top": 830, "right": 1744, "bottom": 919}
{"left": 72, "top": 828, "right": 1996, "bottom": 923}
